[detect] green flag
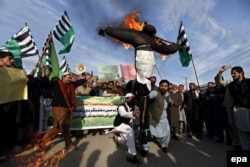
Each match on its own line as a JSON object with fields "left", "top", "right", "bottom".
{"left": 49, "top": 38, "right": 60, "bottom": 80}
{"left": 177, "top": 22, "right": 192, "bottom": 67}
{"left": 53, "top": 11, "right": 75, "bottom": 54}
{"left": 0, "top": 26, "right": 39, "bottom": 68}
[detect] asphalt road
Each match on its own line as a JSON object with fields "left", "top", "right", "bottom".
{"left": 0, "top": 130, "right": 233, "bottom": 167}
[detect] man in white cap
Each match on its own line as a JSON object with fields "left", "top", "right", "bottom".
{"left": 111, "top": 93, "right": 141, "bottom": 164}
{"left": 40, "top": 72, "right": 90, "bottom": 151}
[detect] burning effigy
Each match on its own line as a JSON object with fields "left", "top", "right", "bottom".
{"left": 98, "top": 11, "right": 181, "bottom": 155}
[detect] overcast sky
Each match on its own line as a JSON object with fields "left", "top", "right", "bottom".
{"left": 0, "top": 0, "right": 249, "bottom": 87}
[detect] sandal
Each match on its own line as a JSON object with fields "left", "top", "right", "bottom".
{"left": 126, "top": 154, "right": 142, "bottom": 165}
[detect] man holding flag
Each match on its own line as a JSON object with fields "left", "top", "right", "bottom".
{"left": 39, "top": 71, "right": 91, "bottom": 151}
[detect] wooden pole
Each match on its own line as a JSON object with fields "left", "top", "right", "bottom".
{"left": 185, "top": 77, "right": 188, "bottom": 91}
{"left": 155, "top": 65, "right": 163, "bottom": 80}
{"left": 37, "top": 32, "right": 52, "bottom": 65}
{"left": 190, "top": 56, "right": 201, "bottom": 90}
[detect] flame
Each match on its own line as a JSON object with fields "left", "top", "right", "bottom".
{"left": 161, "top": 55, "right": 168, "bottom": 60}
{"left": 121, "top": 11, "right": 168, "bottom": 60}
{"left": 122, "top": 11, "right": 144, "bottom": 31}
{"left": 14, "top": 132, "right": 66, "bottom": 167}
{"left": 121, "top": 12, "right": 144, "bottom": 49}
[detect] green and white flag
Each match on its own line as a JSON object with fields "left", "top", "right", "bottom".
{"left": 177, "top": 22, "right": 192, "bottom": 67}
{"left": 53, "top": 11, "right": 75, "bottom": 54}
{"left": 48, "top": 38, "right": 60, "bottom": 80}
{"left": 0, "top": 25, "right": 39, "bottom": 68}
{"left": 60, "top": 56, "right": 70, "bottom": 73}
{"left": 40, "top": 34, "right": 52, "bottom": 76}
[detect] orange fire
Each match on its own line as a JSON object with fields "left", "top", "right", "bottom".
{"left": 122, "top": 11, "right": 144, "bottom": 31}
{"left": 121, "top": 11, "right": 169, "bottom": 60}
{"left": 121, "top": 12, "right": 144, "bottom": 49}
{"left": 14, "top": 132, "right": 66, "bottom": 167}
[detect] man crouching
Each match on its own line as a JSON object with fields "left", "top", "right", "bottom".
{"left": 111, "top": 93, "right": 141, "bottom": 165}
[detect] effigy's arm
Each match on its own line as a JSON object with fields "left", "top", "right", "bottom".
{"left": 152, "top": 41, "right": 181, "bottom": 55}
{"left": 99, "top": 26, "right": 157, "bottom": 48}
{"left": 101, "top": 27, "right": 141, "bottom": 46}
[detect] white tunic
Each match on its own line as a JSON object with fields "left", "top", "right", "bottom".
{"left": 149, "top": 90, "right": 170, "bottom": 138}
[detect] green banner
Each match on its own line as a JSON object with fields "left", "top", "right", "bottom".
{"left": 41, "top": 96, "right": 125, "bottom": 133}
{"left": 98, "top": 65, "right": 119, "bottom": 81}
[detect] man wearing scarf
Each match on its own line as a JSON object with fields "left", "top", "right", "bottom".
{"left": 40, "top": 72, "right": 89, "bottom": 150}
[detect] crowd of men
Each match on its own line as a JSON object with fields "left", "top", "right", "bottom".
{"left": 0, "top": 50, "right": 250, "bottom": 165}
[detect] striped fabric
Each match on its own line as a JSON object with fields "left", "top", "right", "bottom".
{"left": 178, "top": 22, "right": 192, "bottom": 57}
{"left": 41, "top": 34, "right": 52, "bottom": 73}
{"left": 12, "top": 26, "right": 39, "bottom": 57}
{"left": 53, "top": 11, "right": 75, "bottom": 54}
{"left": 0, "top": 25, "right": 39, "bottom": 68}
{"left": 177, "top": 22, "right": 192, "bottom": 67}
{"left": 45, "top": 48, "right": 52, "bottom": 73}
{"left": 53, "top": 11, "right": 72, "bottom": 40}
{"left": 1, "top": 26, "right": 39, "bottom": 58}
{"left": 60, "top": 56, "right": 70, "bottom": 73}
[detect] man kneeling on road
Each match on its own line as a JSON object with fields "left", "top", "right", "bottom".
{"left": 111, "top": 93, "right": 141, "bottom": 165}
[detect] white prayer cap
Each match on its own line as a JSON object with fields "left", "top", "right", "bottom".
{"left": 125, "top": 93, "right": 134, "bottom": 98}
{"left": 63, "top": 72, "right": 71, "bottom": 76}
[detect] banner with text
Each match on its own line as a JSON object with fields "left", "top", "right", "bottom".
{"left": 40, "top": 96, "right": 125, "bottom": 133}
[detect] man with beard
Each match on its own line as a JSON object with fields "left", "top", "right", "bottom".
{"left": 141, "top": 79, "right": 171, "bottom": 157}
{"left": 228, "top": 66, "right": 250, "bottom": 150}
{"left": 214, "top": 66, "right": 241, "bottom": 149}
{"left": 168, "top": 83, "right": 182, "bottom": 140}
{"left": 111, "top": 93, "right": 141, "bottom": 164}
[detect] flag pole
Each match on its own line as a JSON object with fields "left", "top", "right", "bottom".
{"left": 190, "top": 56, "right": 201, "bottom": 90}
{"left": 178, "top": 21, "right": 200, "bottom": 90}
{"left": 155, "top": 65, "right": 163, "bottom": 80}
{"left": 37, "top": 32, "right": 52, "bottom": 65}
